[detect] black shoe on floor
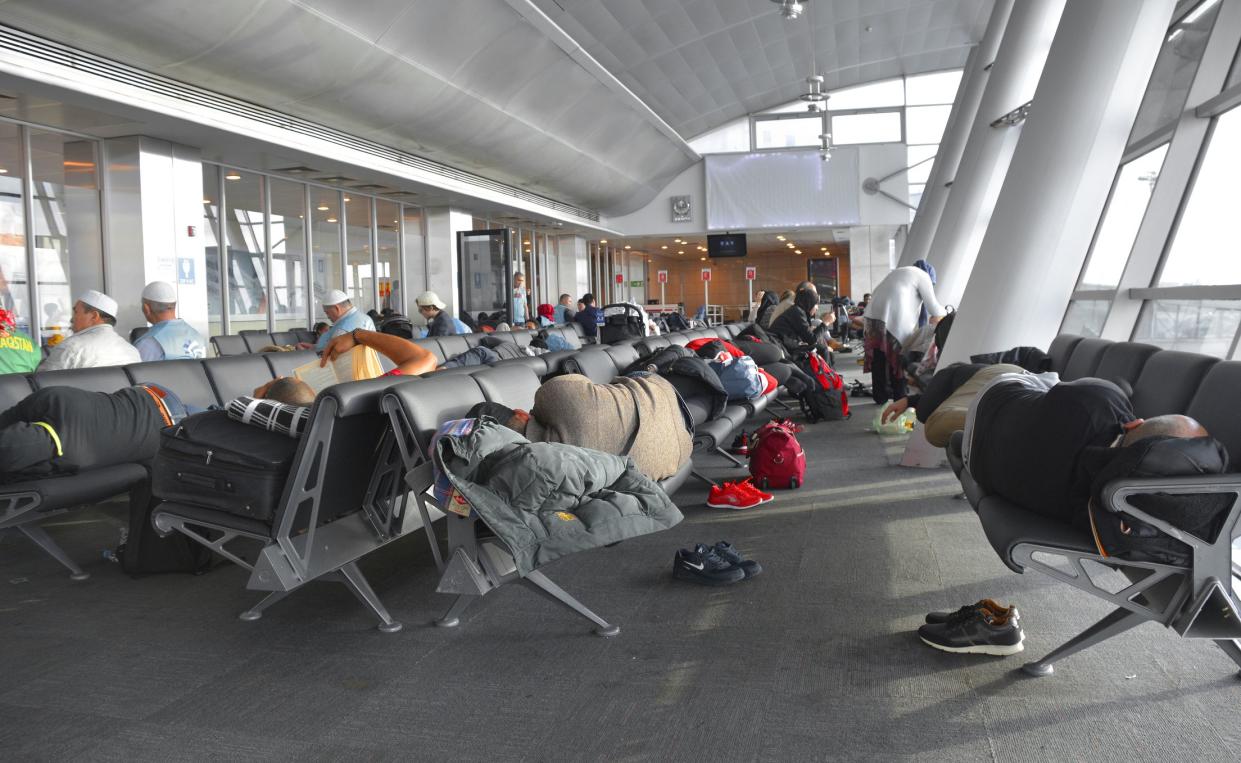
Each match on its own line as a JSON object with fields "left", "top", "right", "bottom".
{"left": 918, "top": 610, "right": 1024, "bottom": 656}
{"left": 925, "top": 599, "right": 1020, "bottom": 625}
{"left": 713, "top": 541, "right": 762, "bottom": 578}
{"left": 673, "top": 544, "right": 746, "bottom": 586}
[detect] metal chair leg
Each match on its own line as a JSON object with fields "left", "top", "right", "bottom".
{"left": 436, "top": 594, "right": 475, "bottom": 628}
{"left": 715, "top": 447, "right": 746, "bottom": 468}
{"left": 690, "top": 469, "right": 718, "bottom": 488}
{"left": 239, "top": 590, "right": 290, "bottom": 621}
{"left": 339, "top": 561, "right": 403, "bottom": 633}
{"left": 520, "top": 569, "right": 619, "bottom": 637}
{"left": 1214, "top": 639, "right": 1241, "bottom": 678}
{"left": 17, "top": 524, "right": 89, "bottom": 580}
{"left": 1023, "top": 607, "right": 1147, "bottom": 676}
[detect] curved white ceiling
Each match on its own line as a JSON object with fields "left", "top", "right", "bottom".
{"left": 0, "top": 0, "right": 992, "bottom": 215}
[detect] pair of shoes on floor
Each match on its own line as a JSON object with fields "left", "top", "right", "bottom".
{"left": 673, "top": 541, "right": 762, "bottom": 586}
{"left": 918, "top": 599, "right": 1024, "bottom": 656}
{"left": 706, "top": 479, "right": 773, "bottom": 510}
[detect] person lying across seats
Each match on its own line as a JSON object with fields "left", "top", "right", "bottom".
{"left": 0, "top": 382, "right": 198, "bottom": 480}
{"left": 471, "top": 372, "right": 693, "bottom": 483}
{"left": 919, "top": 371, "right": 1223, "bottom": 656}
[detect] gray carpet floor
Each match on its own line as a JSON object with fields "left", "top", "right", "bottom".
{"left": 2, "top": 364, "right": 1240, "bottom": 761}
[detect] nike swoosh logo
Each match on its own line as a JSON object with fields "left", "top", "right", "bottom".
{"left": 684, "top": 561, "right": 705, "bottom": 570}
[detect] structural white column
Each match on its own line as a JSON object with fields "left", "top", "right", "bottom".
{"left": 103, "top": 136, "right": 207, "bottom": 339}
{"left": 423, "top": 207, "right": 473, "bottom": 316}
{"left": 940, "top": 0, "right": 1178, "bottom": 366}
{"left": 899, "top": 0, "right": 1015, "bottom": 268}
{"left": 922, "top": 0, "right": 1066, "bottom": 306}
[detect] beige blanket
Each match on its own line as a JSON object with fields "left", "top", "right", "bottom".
{"left": 527, "top": 374, "right": 692, "bottom": 481}
{"left": 924, "top": 363, "right": 1025, "bottom": 447}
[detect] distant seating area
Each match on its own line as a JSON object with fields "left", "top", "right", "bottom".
{"left": 209, "top": 323, "right": 590, "bottom": 357}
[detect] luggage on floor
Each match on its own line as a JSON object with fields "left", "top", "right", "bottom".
{"left": 748, "top": 419, "right": 806, "bottom": 490}
{"left": 118, "top": 476, "right": 215, "bottom": 576}
{"left": 798, "top": 349, "right": 849, "bottom": 422}
{"left": 152, "top": 410, "right": 300, "bottom": 523}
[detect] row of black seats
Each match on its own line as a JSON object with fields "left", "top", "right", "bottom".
{"left": 210, "top": 323, "right": 591, "bottom": 357}
{"left": 949, "top": 333, "right": 1241, "bottom": 677}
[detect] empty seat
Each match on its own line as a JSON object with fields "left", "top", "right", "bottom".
{"left": 1186, "top": 361, "right": 1241, "bottom": 462}
{"left": 125, "top": 359, "right": 220, "bottom": 409}
{"left": 0, "top": 373, "right": 32, "bottom": 410}
{"left": 472, "top": 365, "right": 542, "bottom": 410}
{"left": 263, "top": 349, "right": 318, "bottom": 379}
{"left": 203, "top": 355, "right": 276, "bottom": 404}
{"left": 294, "top": 329, "right": 317, "bottom": 345}
{"left": 270, "top": 331, "right": 300, "bottom": 346}
{"left": 32, "top": 366, "right": 132, "bottom": 394}
{"left": 1129, "top": 350, "right": 1218, "bottom": 419}
{"left": 1092, "top": 342, "right": 1160, "bottom": 389}
{"left": 1060, "top": 338, "right": 1112, "bottom": 381}
{"left": 1046, "top": 334, "right": 1085, "bottom": 375}
{"left": 604, "top": 344, "right": 639, "bottom": 371}
{"left": 240, "top": 330, "right": 275, "bottom": 353}
{"left": 211, "top": 335, "right": 248, "bottom": 357}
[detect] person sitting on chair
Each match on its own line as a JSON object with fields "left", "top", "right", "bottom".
{"left": 38, "top": 290, "right": 140, "bottom": 371}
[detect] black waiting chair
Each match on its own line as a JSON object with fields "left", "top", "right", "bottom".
{"left": 152, "top": 377, "right": 415, "bottom": 631}
{"left": 211, "top": 334, "right": 247, "bottom": 357}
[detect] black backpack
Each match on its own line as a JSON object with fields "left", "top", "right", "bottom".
{"left": 117, "top": 468, "right": 216, "bottom": 576}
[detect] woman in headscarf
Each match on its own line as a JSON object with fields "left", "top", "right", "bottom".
{"left": 862, "top": 259, "right": 947, "bottom": 405}
{"left": 753, "top": 290, "right": 779, "bottom": 327}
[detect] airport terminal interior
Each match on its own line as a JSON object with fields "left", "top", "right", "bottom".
{"left": 3, "top": 0, "right": 1241, "bottom": 759}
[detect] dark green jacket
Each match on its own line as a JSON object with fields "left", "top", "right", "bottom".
{"left": 437, "top": 418, "right": 682, "bottom": 575}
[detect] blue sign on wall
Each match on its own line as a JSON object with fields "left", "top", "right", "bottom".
{"left": 177, "top": 258, "right": 196, "bottom": 284}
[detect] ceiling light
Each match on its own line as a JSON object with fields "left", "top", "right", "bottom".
{"left": 523, "top": 240, "right": 530, "bottom": 245}
{"left": 343, "top": 195, "right": 352, "bottom": 202}
{"left": 600, "top": 239, "right": 608, "bottom": 244}
{"left": 700, "top": 257, "right": 707, "bottom": 261}
{"left": 317, "top": 204, "right": 330, "bottom": 211}
{"left": 821, "top": 246, "right": 828, "bottom": 251}
{"left": 661, "top": 245, "right": 668, "bottom": 250}
{"left": 624, "top": 245, "right": 631, "bottom": 250}
{"left": 0, "top": 168, "right": 9, "bottom": 174}
{"left": 771, "top": 0, "right": 804, "bottom": 20}
{"left": 224, "top": 172, "right": 241, "bottom": 181}
{"left": 202, "top": 198, "right": 212, "bottom": 204}
{"left": 795, "top": 249, "right": 802, "bottom": 254}
{"left": 787, "top": 243, "right": 795, "bottom": 249}
{"left": 327, "top": 217, "right": 337, "bottom": 223}
{"left": 776, "top": 235, "right": 786, "bottom": 241}
{"left": 679, "top": 250, "right": 685, "bottom": 255}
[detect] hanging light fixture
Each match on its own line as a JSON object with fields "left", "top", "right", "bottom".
{"left": 770, "top": 0, "right": 805, "bottom": 20}
{"left": 795, "top": 1, "right": 832, "bottom": 161}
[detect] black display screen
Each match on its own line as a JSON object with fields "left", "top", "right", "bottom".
{"left": 707, "top": 233, "right": 747, "bottom": 258}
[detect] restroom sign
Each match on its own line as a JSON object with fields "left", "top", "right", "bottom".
{"left": 745, "top": 266, "right": 756, "bottom": 281}
{"left": 657, "top": 270, "right": 668, "bottom": 284}
{"left": 701, "top": 268, "right": 711, "bottom": 282}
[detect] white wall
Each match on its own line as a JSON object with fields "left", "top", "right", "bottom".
{"left": 423, "top": 207, "right": 473, "bottom": 316}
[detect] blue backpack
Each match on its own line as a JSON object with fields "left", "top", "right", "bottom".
{"left": 711, "top": 355, "right": 765, "bottom": 401}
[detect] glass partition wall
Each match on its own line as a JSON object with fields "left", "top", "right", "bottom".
{"left": 202, "top": 163, "right": 423, "bottom": 335}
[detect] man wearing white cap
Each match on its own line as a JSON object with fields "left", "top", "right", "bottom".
{"left": 133, "top": 281, "right": 206, "bottom": 361}
{"left": 38, "top": 290, "right": 140, "bottom": 371}
{"left": 311, "top": 289, "right": 374, "bottom": 351}
{"left": 415, "top": 290, "right": 467, "bottom": 337}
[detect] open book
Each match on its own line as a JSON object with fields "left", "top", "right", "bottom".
{"left": 292, "top": 345, "right": 385, "bottom": 393}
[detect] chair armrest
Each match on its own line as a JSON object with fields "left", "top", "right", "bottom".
{"left": 1101, "top": 475, "right": 1241, "bottom": 551}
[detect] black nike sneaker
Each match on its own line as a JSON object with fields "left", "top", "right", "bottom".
{"left": 925, "top": 599, "right": 1020, "bottom": 625}
{"left": 673, "top": 544, "right": 746, "bottom": 586}
{"left": 918, "top": 609, "right": 1024, "bottom": 656}
{"left": 713, "top": 541, "right": 762, "bottom": 578}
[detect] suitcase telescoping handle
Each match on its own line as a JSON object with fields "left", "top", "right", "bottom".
{"left": 176, "top": 472, "right": 220, "bottom": 490}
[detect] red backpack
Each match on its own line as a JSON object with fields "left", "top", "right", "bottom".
{"left": 748, "top": 419, "right": 806, "bottom": 490}
{"left": 799, "top": 349, "right": 849, "bottom": 422}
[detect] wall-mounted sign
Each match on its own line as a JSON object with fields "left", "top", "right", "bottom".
{"left": 670, "top": 195, "right": 692, "bottom": 223}
{"left": 614, "top": 273, "right": 624, "bottom": 284}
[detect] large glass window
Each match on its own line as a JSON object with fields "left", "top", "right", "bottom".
{"left": 311, "top": 190, "right": 342, "bottom": 320}
{"left": 0, "top": 123, "right": 27, "bottom": 336}
{"left": 689, "top": 118, "right": 750, "bottom": 154}
{"left": 754, "top": 115, "right": 824, "bottom": 149}
{"left": 1156, "top": 107, "right": 1241, "bottom": 286}
{"left": 223, "top": 169, "right": 268, "bottom": 332}
{"left": 1078, "top": 145, "right": 1169, "bottom": 290}
{"left": 29, "top": 130, "right": 104, "bottom": 347}
{"left": 1132, "top": 299, "right": 1241, "bottom": 357}
{"left": 905, "top": 70, "right": 963, "bottom": 106}
{"left": 376, "top": 199, "right": 400, "bottom": 313}
{"left": 1060, "top": 300, "right": 1109, "bottom": 337}
{"left": 831, "top": 111, "right": 903, "bottom": 145}
{"left": 904, "top": 105, "right": 951, "bottom": 146}
{"left": 345, "top": 195, "right": 375, "bottom": 312}
{"left": 269, "top": 178, "right": 307, "bottom": 331}
{"left": 828, "top": 77, "right": 905, "bottom": 110}
{"left": 1129, "top": 0, "right": 1222, "bottom": 140}
{"left": 402, "top": 205, "right": 426, "bottom": 301}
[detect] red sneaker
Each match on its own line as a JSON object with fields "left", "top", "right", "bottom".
{"left": 736, "top": 478, "right": 774, "bottom": 504}
{"left": 706, "top": 482, "right": 763, "bottom": 510}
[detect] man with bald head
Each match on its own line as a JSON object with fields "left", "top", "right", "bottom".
{"left": 963, "top": 373, "right": 1210, "bottom": 528}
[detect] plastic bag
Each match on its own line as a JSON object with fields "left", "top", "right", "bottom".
{"left": 871, "top": 406, "right": 916, "bottom": 435}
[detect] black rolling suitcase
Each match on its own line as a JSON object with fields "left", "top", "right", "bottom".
{"left": 153, "top": 411, "right": 299, "bottom": 523}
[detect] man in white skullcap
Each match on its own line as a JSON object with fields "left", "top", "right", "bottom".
{"left": 133, "top": 281, "right": 206, "bottom": 361}
{"left": 311, "top": 289, "right": 374, "bottom": 351}
{"left": 38, "top": 290, "right": 140, "bottom": 371}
